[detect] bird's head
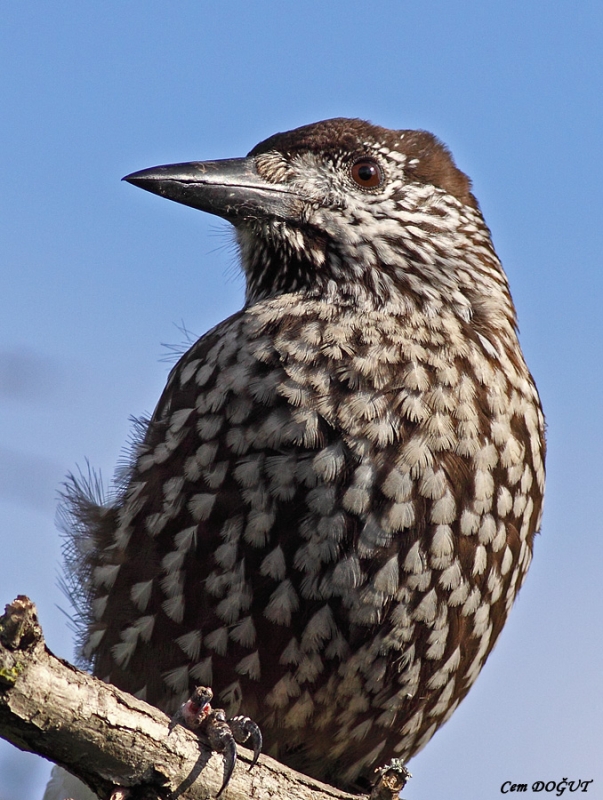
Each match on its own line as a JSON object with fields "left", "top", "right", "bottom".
{"left": 124, "top": 118, "right": 513, "bottom": 326}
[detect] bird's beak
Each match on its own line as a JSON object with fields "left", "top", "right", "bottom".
{"left": 123, "top": 157, "right": 299, "bottom": 223}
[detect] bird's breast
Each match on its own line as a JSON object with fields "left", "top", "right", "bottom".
{"left": 86, "top": 295, "right": 544, "bottom": 787}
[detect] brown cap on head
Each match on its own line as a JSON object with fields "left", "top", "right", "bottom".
{"left": 248, "top": 117, "right": 478, "bottom": 209}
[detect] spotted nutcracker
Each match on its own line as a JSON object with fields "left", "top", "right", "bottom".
{"left": 61, "top": 118, "right": 545, "bottom": 791}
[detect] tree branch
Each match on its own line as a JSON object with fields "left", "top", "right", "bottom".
{"left": 0, "top": 596, "right": 372, "bottom": 800}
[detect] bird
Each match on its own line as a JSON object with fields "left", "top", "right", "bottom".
{"left": 60, "top": 117, "right": 545, "bottom": 793}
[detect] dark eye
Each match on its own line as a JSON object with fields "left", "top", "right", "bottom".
{"left": 350, "top": 157, "right": 383, "bottom": 189}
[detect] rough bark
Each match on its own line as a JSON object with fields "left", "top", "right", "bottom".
{"left": 0, "top": 596, "right": 404, "bottom": 800}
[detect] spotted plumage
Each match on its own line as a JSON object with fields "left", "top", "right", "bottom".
{"left": 62, "top": 118, "right": 545, "bottom": 790}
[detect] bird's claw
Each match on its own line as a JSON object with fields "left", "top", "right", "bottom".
{"left": 370, "top": 759, "right": 412, "bottom": 800}
{"left": 170, "top": 686, "right": 262, "bottom": 797}
{"left": 228, "top": 714, "right": 263, "bottom": 768}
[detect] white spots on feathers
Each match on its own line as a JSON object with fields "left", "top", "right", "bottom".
{"left": 448, "top": 580, "right": 470, "bottom": 607}
{"left": 312, "top": 442, "right": 346, "bottom": 482}
{"left": 401, "top": 707, "right": 424, "bottom": 736}
{"left": 430, "top": 525, "right": 454, "bottom": 568}
{"left": 280, "top": 637, "right": 302, "bottom": 666}
{"left": 407, "top": 567, "right": 432, "bottom": 593}
{"left": 93, "top": 564, "right": 120, "bottom": 589}
{"left": 428, "top": 676, "right": 456, "bottom": 718}
{"left": 403, "top": 541, "right": 426, "bottom": 574}
{"left": 179, "top": 359, "right": 201, "bottom": 386}
{"left": 358, "top": 514, "right": 393, "bottom": 554}
{"left": 296, "top": 652, "right": 324, "bottom": 683}
{"left": 461, "top": 587, "right": 482, "bottom": 617}
{"left": 111, "top": 615, "right": 155, "bottom": 668}
{"left": 487, "top": 567, "right": 503, "bottom": 603}
{"left": 472, "top": 544, "right": 488, "bottom": 575}
{"left": 190, "top": 657, "right": 213, "bottom": 685}
{"left": 500, "top": 436, "right": 525, "bottom": 469}
{"left": 176, "top": 630, "right": 202, "bottom": 661}
{"left": 266, "top": 673, "right": 301, "bottom": 708}
{"left": 205, "top": 627, "right": 229, "bottom": 656}
{"left": 425, "top": 604, "right": 449, "bottom": 661}
{"left": 134, "top": 614, "right": 156, "bottom": 642}
{"left": 301, "top": 605, "right": 337, "bottom": 652}
{"left": 464, "top": 623, "right": 493, "bottom": 687}
{"left": 491, "top": 521, "right": 507, "bottom": 552}
{"left": 430, "top": 491, "right": 456, "bottom": 524}
{"left": 244, "top": 508, "right": 276, "bottom": 547}
{"left": 196, "top": 414, "right": 223, "bottom": 441}
{"left": 342, "top": 465, "right": 375, "bottom": 514}
{"left": 260, "top": 545, "right": 287, "bottom": 580}
{"left": 161, "top": 549, "right": 185, "bottom": 574}
{"left": 163, "top": 664, "right": 190, "bottom": 693}
{"left": 460, "top": 509, "right": 480, "bottom": 536}
{"left": 413, "top": 589, "right": 438, "bottom": 623}
{"left": 160, "top": 568, "right": 183, "bottom": 600}
{"left": 92, "top": 595, "right": 108, "bottom": 620}
{"left": 265, "top": 453, "right": 298, "bottom": 500}
{"left": 229, "top": 616, "right": 256, "bottom": 648}
{"left": 213, "top": 561, "right": 253, "bottom": 624}
{"left": 400, "top": 436, "right": 434, "bottom": 476}
{"left": 145, "top": 512, "right": 169, "bottom": 537}
{"left": 428, "top": 646, "right": 461, "bottom": 690}
{"left": 439, "top": 559, "right": 463, "bottom": 590}
{"left": 474, "top": 470, "right": 495, "bottom": 503}
{"left": 195, "top": 363, "right": 215, "bottom": 388}
{"left": 188, "top": 493, "right": 216, "bottom": 521}
{"left": 520, "top": 498, "right": 536, "bottom": 545}
{"left": 331, "top": 555, "right": 364, "bottom": 590}
{"left": 174, "top": 525, "right": 197, "bottom": 552}
{"left": 478, "top": 514, "right": 497, "bottom": 545}
{"left": 475, "top": 442, "right": 498, "bottom": 471}
{"left": 284, "top": 690, "right": 315, "bottom": 728}
{"left": 382, "top": 467, "right": 413, "bottom": 503}
{"left": 373, "top": 554, "right": 400, "bottom": 595}
{"left": 203, "top": 461, "right": 228, "bottom": 489}
{"left": 265, "top": 579, "right": 299, "bottom": 625}
{"left": 162, "top": 595, "right": 185, "bottom": 624}
{"left": 233, "top": 456, "right": 263, "bottom": 488}
{"left": 236, "top": 651, "right": 261, "bottom": 680}
{"left": 383, "top": 500, "right": 415, "bottom": 533}
{"left": 111, "top": 640, "right": 136, "bottom": 669}
{"left": 169, "top": 408, "right": 194, "bottom": 432}
{"left": 214, "top": 539, "right": 238, "bottom": 570}
{"left": 82, "top": 627, "right": 105, "bottom": 659}
{"left": 473, "top": 602, "right": 492, "bottom": 637}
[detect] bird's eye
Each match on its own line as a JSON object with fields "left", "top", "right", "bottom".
{"left": 350, "top": 158, "right": 383, "bottom": 189}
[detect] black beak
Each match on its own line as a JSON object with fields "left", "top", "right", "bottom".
{"left": 123, "top": 157, "right": 299, "bottom": 223}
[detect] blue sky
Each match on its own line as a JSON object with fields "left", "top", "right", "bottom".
{"left": 1, "top": 2, "right": 602, "bottom": 798}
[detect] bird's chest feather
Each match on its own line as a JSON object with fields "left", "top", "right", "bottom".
{"left": 90, "top": 296, "right": 544, "bottom": 781}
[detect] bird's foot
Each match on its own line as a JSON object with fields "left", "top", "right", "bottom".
{"left": 108, "top": 789, "right": 130, "bottom": 800}
{"left": 226, "top": 714, "right": 263, "bottom": 768}
{"left": 170, "top": 686, "right": 262, "bottom": 797}
{"left": 370, "top": 759, "right": 411, "bottom": 800}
